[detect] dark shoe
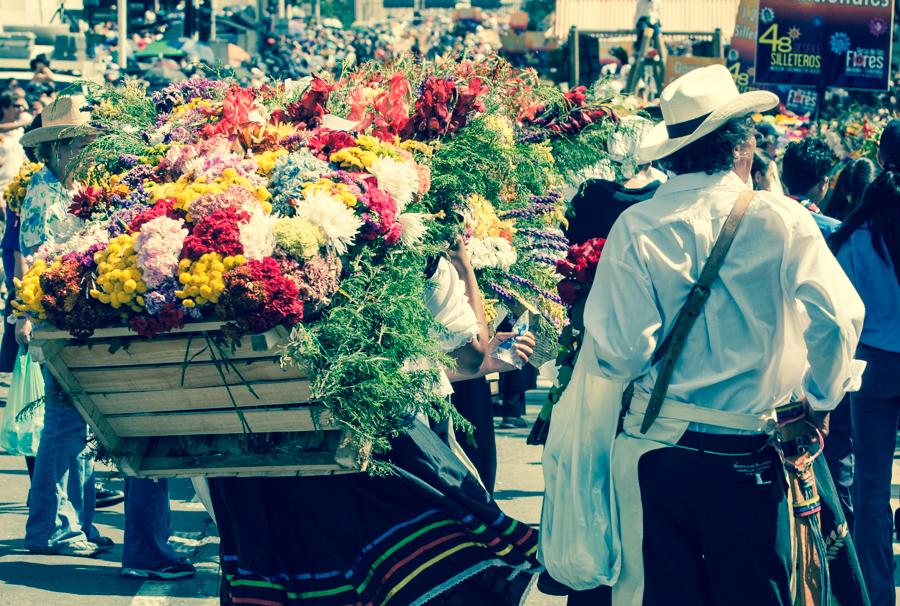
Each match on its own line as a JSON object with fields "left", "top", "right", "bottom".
{"left": 499, "top": 416, "right": 528, "bottom": 429}
{"left": 122, "top": 560, "right": 197, "bottom": 580}
{"left": 29, "top": 539, "right": 103, "bottom": 558}
{"left": 91, "top": 536, "right": 115, "bottom": 554}
{"left": 537, "top": 570, "right": 570, "bottom": 596}
{"left": 95, "top": 486, "right": 125, "bottom": 508}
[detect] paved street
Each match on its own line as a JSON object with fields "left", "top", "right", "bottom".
{"left": 0, "top": 396, "right": 563, "bottom": 606}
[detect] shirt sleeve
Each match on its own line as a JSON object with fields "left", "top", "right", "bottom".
{"left": 784, "top": 214, "right": 865, "bottom": 410}
{"left": 583, "top": 218, "right": 662, "bottom": 382}
{"left": 424, "top": 257, "right": 480, "bottom": 353}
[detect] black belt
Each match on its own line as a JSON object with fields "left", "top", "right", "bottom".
{"left": 676, "top": 430, "right": 771, "bottom": 455}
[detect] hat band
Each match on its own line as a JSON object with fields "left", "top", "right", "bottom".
{"left": 666, "top": 112, "right": 712, "bottom": 138}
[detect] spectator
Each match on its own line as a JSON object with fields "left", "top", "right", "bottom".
{"left": 29, "top": 54, "right": 54, "bottom": 86}
{"left": 751, "top": 150, "right": 777, "bottom": 192}
{"left": 826, "top": 158, "right": 877, "bottom": 221}
{"left": 781, "top": 138, "right": 841, "bottom": 236}
{"left": 0, "top": 91, "right": 29, "bottom": 206}
{"left": 831, "top": 119, "right": 900, "bottom": 606}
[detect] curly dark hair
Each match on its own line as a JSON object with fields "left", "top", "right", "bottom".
{"left": 661, "top": 116, "right": 756, "bottom": 175}
{"left": 781, "top": 138, "right": 836, "bottom": 196}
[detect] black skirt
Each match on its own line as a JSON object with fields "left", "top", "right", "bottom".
{"left": 209, "top": 419, "right": 540, "bottom": 606}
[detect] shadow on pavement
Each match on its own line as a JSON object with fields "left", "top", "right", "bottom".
{"left": 493, "top": 489, "right": 543, "bottom": 500}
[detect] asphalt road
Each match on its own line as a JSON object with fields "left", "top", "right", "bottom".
{"left": 0, "top": 397, "right": 563, "bottom": 606}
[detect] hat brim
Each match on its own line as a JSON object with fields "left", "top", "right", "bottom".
{"left": 20, "top": 123, "right": 100, "bottom": 148}
{"left": 638, "top": 90, "right": 779, "bottom": 164}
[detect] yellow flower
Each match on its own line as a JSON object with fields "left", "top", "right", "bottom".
{"left": 302, "top": 179, "right": 357, "bottom": 207}
{"left": 91, "top": 234, "right": 148, "bottom": 310}
{"left": 330, "top": 147, "right": 377, "bottom": 170}
{"left": 399, "top": 139, "right": 434, "bottom": 157}
{"left": 254, "top": 149, "right": 288, "bottom": 176}
{"left": 465, "top": 193, "right": 516, "bottom": 240}
{"left": 12, "top": 260, "right": 48, "bottom": 320}
{"left": 3, "top": 162, "right": 43, "bottom": 215}
{"left": 175, "top": 253, "right": 245, "bottom": 307}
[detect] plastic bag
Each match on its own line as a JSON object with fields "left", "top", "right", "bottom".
{"left": 539, "top": 337, "right": 625, "bottom": 590}
{"left": 0, "top": 347, "right": 45, "bottom": 457}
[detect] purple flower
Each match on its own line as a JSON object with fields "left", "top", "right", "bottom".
{"left": 504, "top": 273, "right": 565, "bottom": 306}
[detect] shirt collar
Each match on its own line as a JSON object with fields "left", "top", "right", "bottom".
{"left": 654, "top": 170, "right": 751, "bottom": 197}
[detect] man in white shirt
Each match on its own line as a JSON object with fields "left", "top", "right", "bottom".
{"left": 583, "top": 66, "right": 865, "bottom": 604}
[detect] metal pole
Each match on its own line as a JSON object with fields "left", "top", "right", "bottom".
{"left": 278, "top": 0, "right": 285, "bottom": 18}
{"left": 117, "top": 0, "right": 127, "bottom": 69}
{"left": 568, "top": 25, "right": 579, "bottom": 89}
{"left": 210, "top": 0, "right": 217, "bottom": 41}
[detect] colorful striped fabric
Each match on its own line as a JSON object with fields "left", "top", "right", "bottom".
{"left": 221, "top": 508, "right": 539, "bottom": 606}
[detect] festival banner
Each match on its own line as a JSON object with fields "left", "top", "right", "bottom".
{"left": 664, "top": 55, "right": 726, "bottom": 86}
{"left": 727, "top": 0, "right": 761, "bottom": 92}
{"left": 754, "top": 0, "right": 895, "bottom": 90}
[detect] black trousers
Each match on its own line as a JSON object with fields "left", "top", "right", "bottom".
{"left": 639, "top": 433, "right": 792, "bottom": 606}
{"left": 451, "top": 377, "right": 497, "bottom": 494}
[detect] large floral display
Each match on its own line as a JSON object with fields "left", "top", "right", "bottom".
{"left": 11, "top": 58, "right": 619, "bottom": 463}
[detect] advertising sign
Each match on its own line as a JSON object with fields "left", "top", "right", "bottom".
{"left": 664, "top": 55, "right": 726, "bottom": 86}
{"left": 754, "top": 0, "right": 895, "bottom": 90}
{"left": 727, "top": 0, "right": 761, "bottom": 91}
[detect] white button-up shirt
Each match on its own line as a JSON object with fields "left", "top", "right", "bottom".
{"left": 583, "top": 171, "right": 864, "bottom": 432}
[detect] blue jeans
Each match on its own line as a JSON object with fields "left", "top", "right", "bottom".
{"left": 851, "top": 344, "right": 900, "bottom": 606}
{"left": 24, "top": 369, "right": 99, "bottom": 549}
{"left": 123, "top": 478, "right": 181, "bottom": 570}
{"left": 823, "top": 395, "right": 854, "bottom": 530}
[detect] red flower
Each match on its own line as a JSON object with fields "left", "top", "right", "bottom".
{"left": 70, "top": 185, "right": 104, "bottom": 219}
{"left": 308, "top": 128, "right": 357, "bottom": 160}
{"left": 181, "top": 207, "right": 248, "bottom": 260}
{"left": 201, "top": 85, "right": 258, "bottom": 139}
{"left": 448, "top": 77, "right": 488, "bottom": 135}
{"left": 286, "top": 77, "right": 333, "bottom": 129}
{"left": 129, "top": 304, "right": 186, "bottom": 338}
{"left": 557, "top": 279, "right": 580, "bottom": 306}
{"left": 218, "top": 257, "right": 304, "bottom": 333}
{"left": 128, "top": 198, "right": 183, "bottom": 232}
{"left": 371, "top": 75, "right": 411, "bottom": 141}
{"left": 359, "top": 187, "right": 399, "bottom": 241}
{"left": 556, "top": 237, "right": 606, "bottom": 305}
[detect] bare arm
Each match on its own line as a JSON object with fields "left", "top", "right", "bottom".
{"left": 448, "top": 331, "right": 536, "bottom": 382}
{"left": 447, "top": 236, "right": 491, "bottom": 375}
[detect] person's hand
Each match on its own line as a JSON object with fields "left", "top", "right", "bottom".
{"left": 447, "top": 234, "right": 471, "bottom": 267}
{"left": 485, "top": 330, "right": 536, "bottom": 371}
{"left": 15, "top": 317, "right": 31, "bottom": 347}
{"left": 806, "top": 402, "right": 830, "bottom": 440}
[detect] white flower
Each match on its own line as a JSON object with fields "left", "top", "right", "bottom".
{"left": 297, "top": 189, "right": 362, "bottom": 256}
{"left": 369, "top": 156, "right": 420, "bottom": 212}
{"left": 466, "top": 236, "right": 517, "bottom": 270}
{"left": 398, "top": 212, "right": 429, "bottom": 246}
{"left": 239, "top": 209, "right": 277, "bottom": 261}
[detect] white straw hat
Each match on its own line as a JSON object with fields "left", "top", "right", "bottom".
{"left": 639, "top": 65, "right": 778, "bottom": 163}
{"left": 20, "top": 95, "right": 99, "bottom": 148}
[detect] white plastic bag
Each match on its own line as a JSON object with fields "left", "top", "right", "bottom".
{"left": 0, "top": 347, "right": 45, "bottom": 457}
{"left": 539, "top": 337, "right": 625, "bottom": 590}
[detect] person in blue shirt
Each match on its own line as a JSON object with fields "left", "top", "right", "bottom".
{"left": 831, "top": 119, "right": 900, "bottom": 606}
{"left": 781, "top": 137, "right": 842, "bottom": 237}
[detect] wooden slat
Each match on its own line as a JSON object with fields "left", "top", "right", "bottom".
{"left": 40, "top": 349, "right": 124, "bottom": 452}
{"left": 91, "top": 380, "right": 313, "bottom": 415}
{"left": 58, "top": 337, "right": 289, "bottom": 369}
{"left": 33, "top": 321, "right": 227, "bottom": 341}
{"left": 134, "top": 454, "right": 358, "bottom": 478}
{"left": 73, "top": 359, "right": 305, "bottom": 393}
{"left": 106, "top": 407, "right": 335, "bottom": 437}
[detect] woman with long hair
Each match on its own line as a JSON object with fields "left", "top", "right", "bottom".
{"left": 831, "top": 119, "right": 900, "bottom": 606}
{"left": 826, "top": 157, "right": 877, "bottom": 221}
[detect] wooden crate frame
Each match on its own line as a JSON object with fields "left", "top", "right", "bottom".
{"left": 30, "top": 322, "right": 366, "bottom": 478}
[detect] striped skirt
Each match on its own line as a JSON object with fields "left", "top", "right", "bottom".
{"left": 209, "top": 420, "right": 541, "bottom": 606}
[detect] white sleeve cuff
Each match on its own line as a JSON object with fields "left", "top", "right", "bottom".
{"left": 803, "top": 359, "right": 867, "bottom": 411}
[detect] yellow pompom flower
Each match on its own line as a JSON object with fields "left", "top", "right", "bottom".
{"left": 3, "top": 162, "right": 43, "bottom": 214}
{"left": 175, "top": 253, "right": 244, "bottom": 308}
{"left": 12, "top": 260, "right": 48, "bottom": 320}
{"left": 91, "top": 234, "right": 148, "bottom": 311}
{"left": 330, "top": 147, "right": 377, "bottom": 171}
{"left": 274, "top": 216, "right": 326, "bottom": 260}
{"left": 254, "top": 149, "right": 288, "bottom": 176}
{"left": 302, "top": 179, "right": 358, "bottom": 207}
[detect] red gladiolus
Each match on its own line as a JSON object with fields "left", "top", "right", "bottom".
{"left": 308, "top": 128, "right": 357, "bottom": 160}
{"left": 286, "top": 77, "right": 333, "bottom": 129}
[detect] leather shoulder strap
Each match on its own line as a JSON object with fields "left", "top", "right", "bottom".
{"left": 639, "top": 190, "right": 756, "bottom": 434}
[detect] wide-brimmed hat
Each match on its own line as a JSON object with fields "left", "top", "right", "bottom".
{"left": 639, "top": 65, "right": 778, "bottom": 163}
{"left": 20, "top": 95, "right": 98, "bottom": 148}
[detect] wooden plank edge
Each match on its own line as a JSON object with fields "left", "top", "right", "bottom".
{"left": 40, "top": 350, "right": 124, "bottom": 453}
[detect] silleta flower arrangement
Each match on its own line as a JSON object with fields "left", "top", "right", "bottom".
{"left": 14, "top": 58, "right": 619, "bottom": 463}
